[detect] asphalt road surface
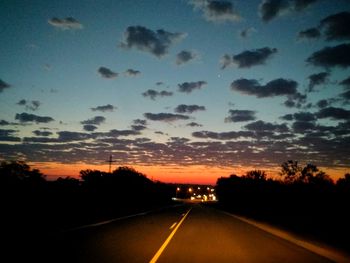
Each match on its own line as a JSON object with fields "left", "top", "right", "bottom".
{"left": 40, "top": 203, "right": 333, "bottom": 263}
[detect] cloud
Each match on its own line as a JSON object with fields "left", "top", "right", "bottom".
{"left": 316, "top": 99, "right": 329, "bottom": 109}
{"left": 0, "top": 120, "right": 10, "bottom": 126}
{"left": 124, "top": 69, "right": 141, "bottom": 76}
{"left": 307, "top": 72, "right": 330, "bottom": 92}
{"left": 306, "top": 43, "right": 350, "bottom": 68}
{"left": 244, "top": 120, "right": 289, "bottom": 132}
{"left": 292, "top": 121, "right": 316, "bottom": 133}
{"left": 190, "top": 0, "right": 240, "bottom": 23}
{"left": 174, "top": 104, "right": 206, "bottom": 114}
{"left": 120, "top": 26, "right": 186, "bottom": 57}
{"left": 48, "top": 17, "right": 83, "bottom": 30}
{"left": 192, "top": 130, "right": 253, "bottom": 140}
{"left": 231, "top": 78, "right": 299, "bottom": 98}
{"left": 293, "top": 111, "right": 316, "bottom": 122}
{"left": 98, "top": 67, "right": 118, "bottom": 79}
{"left": 131, "top": 125, "right": 147, "bottom": 131}
{"left": 340, "top": 90, "right": 350, "bottom": 102}
{"left": 33, "top": 130, "right": 53, "bottom": 136}
{"left": 83, "top": 124, "right": 98, "bottom": 132}
{"left": 187, "top": 122, "right": 203, "bottom": 127}
{"left": 339, "top": 76, "right": 350, "bottom": 89}
{"left": 0, "top": 79, "right": 11, "bottom": 93}
{"left": 178, "top": 81, "right": 207, "bottom": 93}
{"left": 17, "top": 99, "right": 41, "bottom": 111}
{"left": 259, "top": 0, "right": 319, "bottom": 23}
{"left": 142, "top": 89, "right": 173, "bottom": 100}
{"left": 0, "top": 129, "right": 20, "bottom": 142}
{"left": 15, "top": 112, "right": 54, "bottom": 123}
{"left": 91, "top": 104, "right": 116, "bottom": 112}
{"left": 224, "top": 109, "right": 256, "bottom": 122}
{"left": 58, "top": 131, "right": 90, "bottom": 142}
{"left": 239, "top": 27, "right": 256, "bottom": 38}
{"left": 81, "top": 116, "right": 105, "bottom": 125}
{"left": 259, "top": 0, "right": 289, "bottom": 23}
{"left": 133, "top": 119, "right": 147, "bottom": 126}
{"left": 221, "top": 47, "right": 277, "bottom": 69}
{"left": 297, "top": 27, "right": 321, "bottom": 40}
{"left": 176, "top": 50, "right": 197, "bottom": 65}
{"left": 144, "top": 112, "right": 190, "bottom": 122}
{"left": 293, "top": 0, "right": 319, "bottom": 11}
{"left": 316, "top": 107, "right": 350, "bottom": 120}
{"left": 320, "top": 11, "right": 350, "bottom": 41}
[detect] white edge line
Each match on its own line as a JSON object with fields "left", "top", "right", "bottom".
{"left": 221, "top": 211, "right": 350, "bottom": 263}
{"left": 67, "top": 203, "right": 185, "bottom": 232}
{"left": 68, "top": 212, "right": 148, "bottom": 231}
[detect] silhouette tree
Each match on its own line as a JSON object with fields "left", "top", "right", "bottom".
{"left": 245, "top": 170, "right": 267, "bottom": 181}
{"left": 0, "top": 160, "right": 46, "bottom": 185}
{"left": 280, "top": 160, "right": 302, "bottom": 182}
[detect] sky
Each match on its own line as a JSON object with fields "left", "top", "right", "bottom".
{"left": 1, "top": 0, "right": 350, "bottom": 184}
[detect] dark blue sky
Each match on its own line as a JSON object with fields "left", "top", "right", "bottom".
{"left": 0, "top": 0, "right": 349, "bottom": 183}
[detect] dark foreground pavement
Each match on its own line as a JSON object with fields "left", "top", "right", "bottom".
{"left": 11, "top": 203, "right": 336, "bottom": 263}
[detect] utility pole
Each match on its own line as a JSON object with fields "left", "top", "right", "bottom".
{"left": 105, "top": 155, "right": 116, "bottom": 173}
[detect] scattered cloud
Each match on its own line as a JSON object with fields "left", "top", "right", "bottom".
{"left": 144, "top": 112, "right": 190, "bottom": 122}
{"left": 178, "top": 81, "right": 207, "bottom": 93}
{"left": 339, "top": 76, "right": 350, "bottom": 89}
{"left": 15, "top": 113, "right": 54, "bottom": 123}
{"left": 259, "top": 0, "right": 320, "bottom": 23}
{"left": 91, "top": 104, "right": 117, "bottom": 112}
{"left": 83, "top": 124, "right": 98, "bottom": 132}
{"left": 142, "top": 89, "right": 173, "bottom": 100}
{"left": 98, "top": 67, "right": 118, "bottom": 79}
{"left": 292, "top": 121, "right": 316, "bottom": 133}
{"left": 174, "top": 104, "right": 206, "bottom": 114}
{"left": 239, "top": 27, "right": 256, "bottom": 38}
{"left": 316, "top": 107, "right": 350, "bottom": 120}
{"left": 297, "top": 27, "right": 321, "bottom": 40}
{"left": 224, "top": 109, "right": 256, "bottom": 122}
{"left": 120, "top": 26, "right": 186, "bottom": 57}
{"left": 187, "top": 122, "right": 203, "bottom": 127}
{"left": 0, "top": 79, "right": 11, "bottom": 93}
{"left": 293, "top": 0, "right": 319, "bottom": 11}
{"left": 189, "top": 0, "right": 241, "bottom": 23}
{"left": 221, "top": 47, "right": 277, "bottom": 69}
{"left": 0, "top": 120, "right": 10, "bottom": 126}
{"left": 307, "top": 72, "right": 330, "bottom": 92}
{"left": 81, "top": 116, "right": 105, "bottom": 125}
{"left": 259, "top": 0, "right": 289, "bottom": 23}
{"left": 0, "top": 129, "right": 20, "bottom": 142}
{"left": 307, "top": 43, "right": 350, "bottom": 69}
{"left": 33, "top": 130, "right": 53, "bottom": 136}
{"left": 17, "top": 99, "right": 41, "bottom": 111}
{"left": 231, "top": 78, "right": 299, "bottom": 98}
{"left": 124, "top": 69, "right": 141, "bottom": 76}
{"left": 48, "top": 17, "right": 83, "bottom": 30}
{"left": 320, "top": 11, "right": 350, "bottom": 41}
{"left": 176, "top": 50, "right": 197, "bottom": 65}
{"left": 192, "top": 130, "right": 253, "bottom": 140}
{"left": 244, "top": 120, "right": 289, "bottom": 132}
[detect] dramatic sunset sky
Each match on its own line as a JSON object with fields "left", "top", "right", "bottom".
{"left": 1, "top": 0, "right": 349, "bottom": 184}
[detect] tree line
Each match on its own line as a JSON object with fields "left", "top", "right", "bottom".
{"left": 0, "top": 161, "right": 174, "bottom": 234}
{"left": 215, "top": 160, "right": 350, "bottom": 252}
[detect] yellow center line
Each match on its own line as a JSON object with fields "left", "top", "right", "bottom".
{"left": 169, "top": 222, "right": 177, "bottom": 230}
{"left": 149, "top": 208, "right": 192, "bottom": 263}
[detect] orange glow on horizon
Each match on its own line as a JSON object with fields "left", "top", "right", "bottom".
{"left": 30, "top": 162, "right": 349, "bottom": 185}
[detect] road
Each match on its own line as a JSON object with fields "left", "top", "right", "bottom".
{"left": 41, "top": 203, "right": 333, "bottom": 263}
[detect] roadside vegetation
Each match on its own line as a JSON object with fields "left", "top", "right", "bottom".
{"left": 215, "top": 160, "right": 350, "bottom": 252}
